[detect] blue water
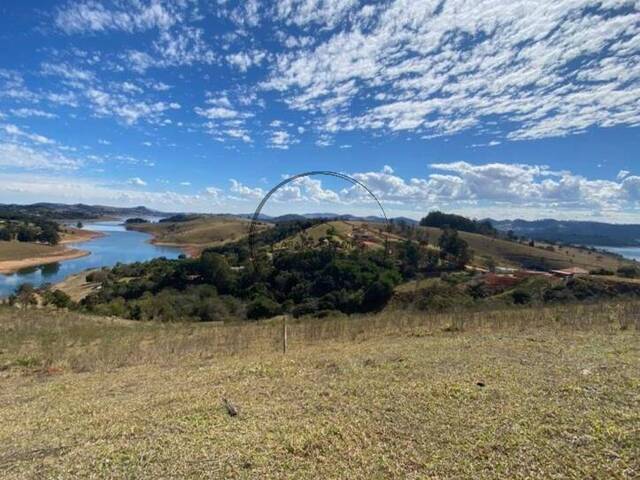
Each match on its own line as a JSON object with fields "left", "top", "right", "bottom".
{"left": 599, "top": 247, "right": 640, "bottom": 262}
{"left": 0, "top": 221, "right": 181, "bottom": 297}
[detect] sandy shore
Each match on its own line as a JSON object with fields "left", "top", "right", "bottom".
{"left": 0, "top": 248, "right": 90, "bottom": 274}
{"left": 60, "top": 227, "right": 105, "bottom": 244}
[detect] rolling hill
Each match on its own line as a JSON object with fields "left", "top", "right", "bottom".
{"left": 491, "top": 218, "right": 640, "bottom": 247}
{"left": 273, "top": 219, "right": 633, "bottom": 272}
{"left": 0, "top": 203, "right": 169, "bottom": 221}
{"left": 127, "top": 215, "right": 270, "bottom": 256}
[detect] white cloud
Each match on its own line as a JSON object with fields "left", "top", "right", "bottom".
{"left": 127, "top": 177, "right": 147, "bottom": 186}
{"left": 269, "top": 130, "right": 299, "bottom": 149}
{"left": 0, "top": 142, "right": 81, "bottom": 170}
{"left": 55, "top": 0, "right": 182, "bottom": 34}
{"left": 2, "top": 124, "right": 56, "bottom": 145}
{"left": 196, "top": 95, "right": 254, "bottom": 143}
{"left": 226, "top": 50, "right": 267, "bottom": 72}
{"left": 265, "top": 0, "right": 640, "bottom": 141}
{"left": 229, "top": 179, "right": 264, "bottom": 200}
{"left": 275, "top": 0, "right": 360, "bottom": 28}
{"left": 86, "top": 88, "right": 180, "bottom": 124}
{"left": 10, "top": 108, "right": 57, "bottom": 119}
{"left": 617, "top": 170, "right": 631, "bottom": 180}
{"left": 0, "top": 173, "right": 224, "bottom": 211}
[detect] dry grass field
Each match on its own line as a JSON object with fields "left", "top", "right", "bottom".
{"left": 0, "top": 241, "right": 69, "bottom": 262}
{"left": 0, "top": 241, "right": 88, "bottom": 274}
{"left": 128, "top": 216, "right": 268, "bottom": 256}
{"left": 1, "top": 304, "right": 638, "bottom": 479}
{"left": 420, "top": 226, "right": 631, "bottom": 271}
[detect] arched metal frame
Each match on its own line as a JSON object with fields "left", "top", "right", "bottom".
{"left": 249, "top": 171, "right": 390, "bottom": 264}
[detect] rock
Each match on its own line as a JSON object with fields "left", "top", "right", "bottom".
{"left": 222, "top": 398, "right": 238, "bottom": 417}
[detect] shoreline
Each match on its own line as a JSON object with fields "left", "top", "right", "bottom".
{"left": 0, "top": 248, "right": 90, "bottom": 274}
{"left": 60, "top": 227, "right": 106, "bottom": 244}
{"left": 0, "top": 228, "right": 102, "bottom": 275}
{"left": 125, "top": 224, "right": 198, "bottom": 257}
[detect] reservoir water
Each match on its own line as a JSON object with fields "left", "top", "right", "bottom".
{"left": 598, "top": 246, "right": 640, "bottom": 262}
{"left": 0, "top": 221, "right": 181, "bottom": 297}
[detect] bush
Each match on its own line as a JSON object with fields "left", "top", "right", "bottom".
{"left": 43, "top": 289, "right": 73, "bottom": 309}
{"left": 86, "top": 270, "right": 110, "bottom": 283}
{"left": 247, "top": 296, "right": 281, "bottom": 320}
{"left": 363, "top": 280, "right": 394, "bottom": 312}
{"left": 511, "top": 289, "right": 532, "bottom": 305}
{"left": 590, "top": 268, "right": 614, "bottom": 276}
{"left": 617, "top": 265, "right": 640, "bottom": 278}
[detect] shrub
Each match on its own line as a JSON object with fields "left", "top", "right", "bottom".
{"left": 43, "top": 289, "right": 73, "bottom": 309}
{"left": 247, "top": 296, "right": 281, "bottom": 320}
{"left": 617, "top": 265, "right": 640, "bottom": 278}
{"left": 511, "top": 289, "right": 532, "bottom": 305}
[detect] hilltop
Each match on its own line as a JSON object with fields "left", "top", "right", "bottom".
{"left": 126, "top": 215, "right": 269, "bottom": 256}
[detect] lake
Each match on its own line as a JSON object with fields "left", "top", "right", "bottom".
{"left": 598, "top": 246, "right": 640, "bottom": 262}
{"left": 0, "top": 221, "right": 182, "bottom": 297}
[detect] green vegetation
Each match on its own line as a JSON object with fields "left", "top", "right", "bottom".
{"left": 420, "top": 210, "right": 497, "bottom": 235}
{"left": 31, "top": 211, "right": 636, "bottom": 324}
{"left": 79, "top": 245, "right": 401, "bottom": 321}
{"left": 124, "top": 217, "right": 149, "bottom": 224}
{"left": 0, "top": 214, "right": 60, "bottom": 245}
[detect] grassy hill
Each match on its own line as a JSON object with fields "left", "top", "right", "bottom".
{"left": 275, "top": 220, "right": 400, "bottom": 250}
{"left": 0, "top": 305, "right": 638, "bottom": 478}
{"left": 274, "top": 220, "right": 632, "bottom": 272}
{"left": 128, "top": 216, "right": 270, "bottom": 256}
{"left": 419, "top": 226, "right": 631, "bottom": 272}
{"left": 0, "top": 241, "right": 69, "bottom": 262}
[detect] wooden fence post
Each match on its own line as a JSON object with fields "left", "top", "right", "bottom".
{"left": 282, "top": 315, "right": 288, "bottom": 354}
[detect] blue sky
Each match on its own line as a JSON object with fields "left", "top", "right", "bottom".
{"left": 0, "top": 0, "right": 639, "bottom": 221}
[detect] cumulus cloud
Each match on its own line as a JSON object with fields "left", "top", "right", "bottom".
{"left": 229, "top": 179, "right": 264, "bottom": 200}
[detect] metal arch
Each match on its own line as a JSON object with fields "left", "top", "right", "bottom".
{"left": 248, "top": 171, "right": 390, "bottom": 262}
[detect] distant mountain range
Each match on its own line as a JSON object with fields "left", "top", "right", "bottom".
{"left": 0, "top": 203, "right": 170, "bottom": 220}
{"left": 237, "top": 212, "right": 420, "bottom": 225}
{"left": 490, "top": 219, "right": 640, "bottom": 247}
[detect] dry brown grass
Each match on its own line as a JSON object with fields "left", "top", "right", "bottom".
{"left": 128, "top": 217, "right": 269, "bottom": 256}
{"left": 0, "top": 304, "right": 638, "bottom": 478}
{"left": 0, "top": 241, "right": 68, "bottom": 262}
{"left": 420, "top": 226, "right": 631, "bottom": 271}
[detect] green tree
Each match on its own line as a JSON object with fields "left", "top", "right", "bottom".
{"left": 199, "top": 252, "right": 235, "bottom": 293}
{"left": 438, "top": 228, "right": 471, "bottom": 269}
